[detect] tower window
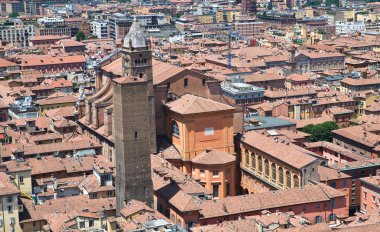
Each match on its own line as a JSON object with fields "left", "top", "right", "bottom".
{"left": 184, "top": 78, "right": 188, "bottom": 88}
{"left": 202, "top": 79, "right": 206, "bottom": 86}
{"left": 172, "top": 121, "right": 179, "bottom": 137}
{"left": 134, "top": 131, "right": 138, "bottom": 139}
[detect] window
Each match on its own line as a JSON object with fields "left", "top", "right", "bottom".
{"left": 107, "top": 190, "right": 113, "bottom": 196}
{"left": 343, "top": 180, "right": 347, "bottom": 188}
{"left": 331, "top": 182, "right": 337, "bottom": 188}
{"left": 271, "top": 163, "right": 276, "bottom": 183}
{"left": 279, "top": 167, "right": 284, "bottom": 186}
{"left": 286, "top": 171, "right": 291, "bottom": 188}
{"left": 245, "top": 150, "right": 249, "bottom": 167}
{"left": 184, "top": 78, "right": 188, "bottom": 88}
{"left": 202, "top": 79, "right": 206, "bottom": 86}
{"left": 251, "top": 153, "right": 256, "bottom": 171}
{"left": 293, "top": 175, "right": 299, "bottom": 188}
{"left": 7, "top": 196, "right": 13, "bottom": 203}
{"left": 89, "top": 219, "right": 94, "bottom": 227}
{"left": 134, "top": 131, "right": 138, "bottom": 139}
{"left": 264, "top": 160, "right": 269, "bottom": 179}
{"left": 7, "top": 205, "right": 12, "bottom": 213}
{"left": 373, "top": 196, "right": 376, "bottom": 203}
{"left": 200, "top": 169, "right": 205, "bottom": 177}
{"left": 212, "top": 170, "right": 219, "bottom": 177}
{"left": 213, "top": 184, "right": 219, "bottom": 198}
{"left": 172, "top": 121, "right": 179, "bottom": 137}
{"left": 19, "top": 176, "right": 24, "bottom": 183}
{"left": 364, "top": 191, "right": 367, "bottom": 199}
{"left": 315, "top": 215, "right": 323, "bottom": 223}
{"left": 258, "top": 156, "right": 263, "bottom": 174}
{"left": 91, "top": 193, "right": 98, "bottom": 198}
{"left": 226, "top": 183, "right": 230, "bottom": 196}
{"left": 79, "top": 221, "right": 85, "bottom": 228}
{"left": 330, "top": 199, "right": 335, "bottom": 208}
{"left": 329, "top": 213, "right": 336, "bottom": 221}
{"left": 204, "top": 127, "right": 214, "bottom": 136}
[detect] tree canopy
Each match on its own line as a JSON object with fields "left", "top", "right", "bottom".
{"left": 75, "top": 31, "right": 86, "bottom": 41}
{"left": 8, "top": 12, "right": 19, "bottom": 18}
{"left": 302, "top": 121, "right": 339, "bottom": 142}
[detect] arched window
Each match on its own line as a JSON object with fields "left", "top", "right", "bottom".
{"left": 251, "top": 153, "right": 256, "bottom": 171}
{"left": 264, "top": 159, "right": 269, "bottom": 179}
{"left": 286, "top": 171, "right": 291, "bottom": 188}
{"left": 271, "top": 163, "right": 276, "bottom": 183}
{"left": 172, "top": 121, "right": 179, "bottom": 137}
{"left": 245, "top": 150, "right": 249, "bottom": 167}
{"left": 279, "top": 167, "right": 284, "bottom": 186}
{"left": 258, "top": 156, "right": 263, "bottom": 174}
{"left": 294, "top": 175, "right": 299, "bottom": 188}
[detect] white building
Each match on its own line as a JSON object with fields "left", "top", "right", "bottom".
{"left": 90, "top": 20, "right": 109, "bottom": 39}
{"left": 0, "top": 20, "right": 35, "bottom": 47}
{"left": 335, "top": 21, "right": 366, "bottom": 35}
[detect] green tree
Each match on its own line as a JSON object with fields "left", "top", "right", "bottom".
{"left": 75, "top": 31, "right": 86, "bottom": 41}
{"left": 267, "top": 1, "right": 273, "bottom": 10}
{"left": 302, "top": 121, "right": 338, "bottom": 142}
{"left": 326, "top": 0, "right": 339, "bottom": 6}
{"left": 8, "top": 12, "right": 19, "bottom": 18}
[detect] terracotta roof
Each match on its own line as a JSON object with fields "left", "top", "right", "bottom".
{"left": 242, "top": 131, "right": 318, "bottom": 169}
{"left": 29, "top": 35, "right": 70, "bottom": 41}
{"left": 0, "top": 58, "right": 17, "bottom": 68}
{"left": 36, "top": 93, "right": 77, "bottom": 106}
{"left": 192, "top": 149, "right": 235, "bottom": 165}
{"left": 165, "top": 93, "right": 234, "bottom": 115}
{"left": 152, "top": 59, "right": 185, "bottom": 85}
{"left": 318, "top": 166, "right": 350, "bottom": 181}
{"left": 305, "top": 141, "right": 369, "bottom": 162}
{"left": 20, "top": 55, "right": 86, "bottom": 67}
{"left": 341, "top": 77, "right": 380, "bottom": 86}
{"left": 199, "top": 184, "right": 345, "bottom": 219}
{"left": 20, "top": 195, "right": 115, "bottom": 223}
{"left": 0, "top": 172, "right": 20, "bottom": 196}
{"left": 45, "top": 106, "right": 76, "bottom": 118}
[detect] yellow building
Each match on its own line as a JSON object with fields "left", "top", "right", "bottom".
{"left": 0, "top": 172, "right": 22, "bottom": 232}
{"left": 240, "top": 131, "right": 320, "bottom": 194}
{"left": 225, "top": 10, "right": 240, "bottom": 23}
{"left": 197, "top": 15, "right": 214, "bottom": 24}
{"left": 36, "top": 93, "right": 77, "bottom": 116}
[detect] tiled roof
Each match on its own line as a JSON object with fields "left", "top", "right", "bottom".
{"left": 0, "top": 58, "right": 17, "bottom": 68}
{"left": 318, "top": 166, "right": 350, "bottom": 181}
{"left": 36, "top": 93, "right": 77, "bottom": 106}
{"left": 199, "top": 184, "right": 345, "bottom": 219}
{"left": 0, "top": 172, "right": 20, "bottom": 196}
{"left": 192, "top": 149, "right": 236, "bottom": 165}
{"left": 165, "top": 93, "right": 234, "bottom": 115}
{"left": 242, "top": 131, "right": 318, "bottom": 169}
{"left": 341, "top": 77, "right": 380, "bottom": 86}
{"left": 20, "top": 195, "right": 115, "bottom": 223}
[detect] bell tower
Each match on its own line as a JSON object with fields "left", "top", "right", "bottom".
{"left": 114, "top": 18, "right": 156, "bottom": 216}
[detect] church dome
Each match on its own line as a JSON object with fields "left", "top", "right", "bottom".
{"left": 123, "top": 17, "right": 148, "bottom": 49}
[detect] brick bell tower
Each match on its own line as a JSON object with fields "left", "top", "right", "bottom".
{"left": 113, "top": 17, "right": 156, "bottom": 215}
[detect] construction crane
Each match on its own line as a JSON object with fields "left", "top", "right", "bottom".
{"left": 227, "top": 27, "right": 232, "bottom": 69}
